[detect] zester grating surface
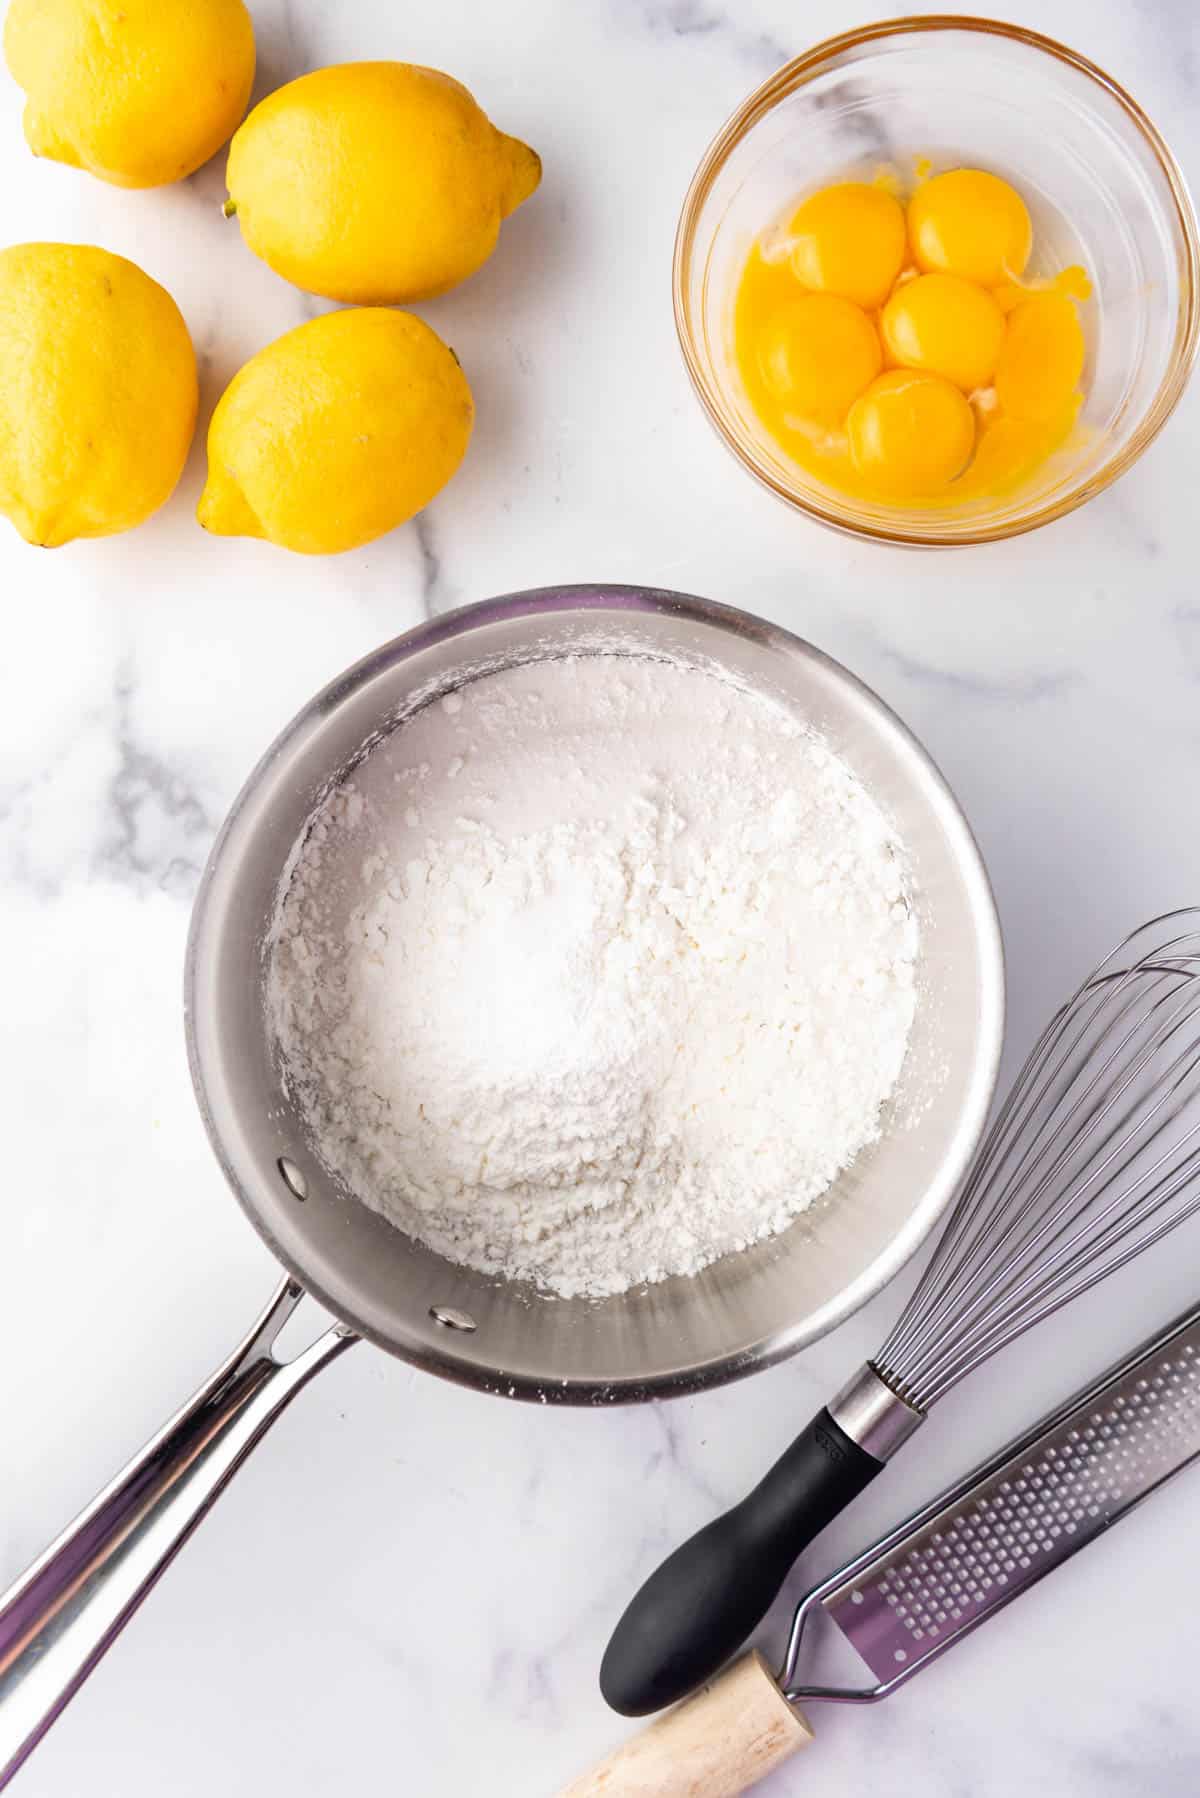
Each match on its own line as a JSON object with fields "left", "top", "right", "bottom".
{"left": 826, "top": 1319, "right": 1200, "bottom": 1685}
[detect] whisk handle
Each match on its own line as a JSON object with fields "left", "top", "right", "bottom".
{"left": 600, "top": 1407, "right": 881, "bottom": 1718}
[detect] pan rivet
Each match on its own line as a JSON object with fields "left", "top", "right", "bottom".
{"left": 277, "top": 1156, "right": 308, "bottom": 1200}
{"left": 430, "top": 1305, "right": 477, "bottom": 1333}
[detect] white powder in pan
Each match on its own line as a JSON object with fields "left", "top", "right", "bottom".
{"left": 266, "top": 654, "right": 919, "bottom": 1298}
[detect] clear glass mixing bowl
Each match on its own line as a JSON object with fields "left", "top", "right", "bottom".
{"left": 674, "top": 17, "right": 1200, "bottom": 546}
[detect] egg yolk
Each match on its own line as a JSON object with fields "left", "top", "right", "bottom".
{"left": 787, "top": 182, "right": 907, "bottom": 310}
{"left": 908, "top": 169, "right": 1033, "bottom": 287}
{"left": 847, "top": 370, "right": 976, "bottom": 497}
{"left": 967, "top": 414, "right": 1059, "bottom": 490}
{"left": 732, "top": 165, "right": 1089, "bottom": 510}
{"left": 881, "top": 273, "right": 1006, "bottom": 393}
{"left": 992, "top": 265, "right": 1092, "bottom": 314}
{"left": 995, "top": 292, "right": 1086, "bottom": 423}
{"left": 759, "top": 293, "right": 882, "bottom": 425}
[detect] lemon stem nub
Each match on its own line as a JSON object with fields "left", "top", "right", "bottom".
{"left": 499, "top": 135, "right": 541, "bottom": 216}
{"left": 222, "top": 198, "right": 238, "bottom": 219}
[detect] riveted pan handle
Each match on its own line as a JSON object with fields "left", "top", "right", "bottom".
{"left": 0, "top": 1279, "right": 354, "bottom": 1790}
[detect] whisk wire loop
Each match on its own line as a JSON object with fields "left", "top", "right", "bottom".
{"left": 875, "top": 911, "right": 1200, "bottom": 1412}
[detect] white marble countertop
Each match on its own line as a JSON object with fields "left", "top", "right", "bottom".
{"left": 3, "top": 1, "right": 1200, "bottom": 1792}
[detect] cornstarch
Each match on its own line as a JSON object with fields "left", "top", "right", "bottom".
{"left": 266, "top": 654, "right": 919, "bottom": 1297}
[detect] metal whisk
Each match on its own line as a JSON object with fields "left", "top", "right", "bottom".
{"left": 601, "top": 910, "right": 1200, "bottom": 1718}
{"left": 878, "top": 909, "right": 1200, "bottom": 1408}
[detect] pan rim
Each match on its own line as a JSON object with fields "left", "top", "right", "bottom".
{"left": 184, "top": 584, "right": 1005, "bottom": 1404}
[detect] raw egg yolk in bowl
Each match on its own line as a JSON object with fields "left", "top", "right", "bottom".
{"left": 734, "top": 167, "right": 1090, "bottom": 508}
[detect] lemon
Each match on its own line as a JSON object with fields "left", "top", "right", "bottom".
{"left": 198, "top": 309, "right": 474, "bottom": 555}
{"left": 224, "top": 62, "right": 541, "bottom": 303}
{"left": 4, "top": 0, "right": 255, "bottom": 189}
{"left": 0, "top": 243, "right": 197, "bottom": 547}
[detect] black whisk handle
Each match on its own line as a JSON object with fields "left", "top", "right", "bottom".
{"left": 599, "top": 1407, "right": 882, "bottom": 1718}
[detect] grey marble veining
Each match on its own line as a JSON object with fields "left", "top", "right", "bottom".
{"left": 2, "top": 1, "right": 1200, "bottom": 1794}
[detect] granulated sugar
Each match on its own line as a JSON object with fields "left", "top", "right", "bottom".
{"left": 266, "top": 654, "right": 919, "bottom": 1297}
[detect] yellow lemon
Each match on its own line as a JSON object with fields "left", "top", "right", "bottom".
{"left": 0, "top": 243, "right": 197, "bottom": 547}
{"left": 4, "top": 0, "right": 255, "bottom": 189}
{"left": 198, "top": 309, "right": 474, "bottom": 555}
{"left": 224, "top": 62, "right": 541, "bottom": 303}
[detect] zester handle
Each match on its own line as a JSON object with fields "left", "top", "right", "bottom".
{"left": 562, "top": 1651, "right": 813, "bottom": 1797}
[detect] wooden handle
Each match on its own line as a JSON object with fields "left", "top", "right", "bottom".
{"left": 560, "top": 1651, "right": 814, "bottom": 1797}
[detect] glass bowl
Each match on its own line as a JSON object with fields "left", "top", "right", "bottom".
{"left": 674, "top": 16, "right": 1200, "bottom": 546}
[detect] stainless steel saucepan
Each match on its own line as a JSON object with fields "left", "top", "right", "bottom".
{"left": 0, "top": 585, "right": 1004, "bottom": 1785}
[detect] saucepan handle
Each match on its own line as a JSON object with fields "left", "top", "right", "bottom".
{"left": 0, "top": 1278, "right": 355, "bottom": 1790}
{"left": 600, "top": 1408, "right": 882, "bottom": 1717}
